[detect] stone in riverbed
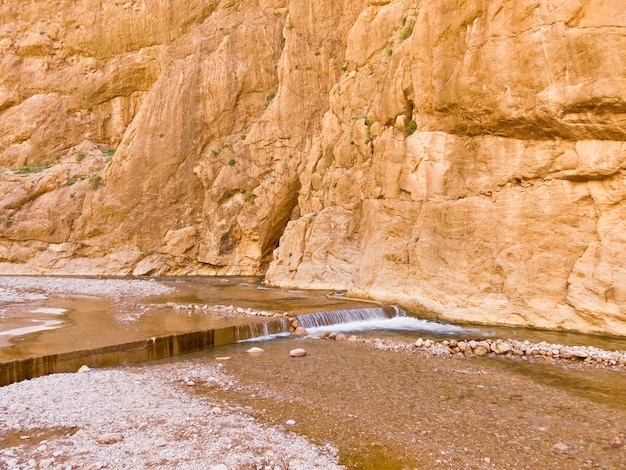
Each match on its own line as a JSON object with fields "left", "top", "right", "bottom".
{"left": 294, "top": 327, "right": 308, "bottom": 336}
{"left": 493, "top": 342, "right": 512, "bottom": 354}
{"left": 246, "top": 347, "right": 265, "bottom": 354}
{"left": 95, "top": 433, "right": 124, "bottom": 444}
{"left": 77, "top": 365, "right": 91, "bottom": 373}
{"left": 473, "top": 345, "right": 489, "bottom": 356}
{"left": 290, "top": 348, "right": 307, "bottom": 357}
{"left": 335, "top": 333, "right": 347, "bottom": 341}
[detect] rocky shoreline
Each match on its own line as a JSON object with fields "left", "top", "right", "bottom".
{"left": 304, "top": 327, "right": 626, "bottom": 370}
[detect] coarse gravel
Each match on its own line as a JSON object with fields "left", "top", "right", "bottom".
{"left": 0, "top": 359, "right": 343, "bottom": 470}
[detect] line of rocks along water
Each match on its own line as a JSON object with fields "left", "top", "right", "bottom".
{"left": 287, "top": 318, "right": 626, "bottom": 370}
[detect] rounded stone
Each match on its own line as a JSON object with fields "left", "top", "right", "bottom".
{"left": 290, "top": 348, "right": 307, "bottom": 357}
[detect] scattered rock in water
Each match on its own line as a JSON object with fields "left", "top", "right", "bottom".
{"left": 415, "top": 338, "right": 424, "bottom": 347}
{"left": 215, "top": 356, "right": 231, "bottom": 361}
{"left": 290, "top": 348, "right": 307, "bottom": 357}
{"left": 95, "top": 433, "right": 124, "bottom": 445}
{"left": 246, "top": 347, "right": 265, "bottom": 354}
{"left": 609, "top": 436, "right": 624, "bottom": 448}
{"left": 335, "top": 333, "right": 347, "bottom": 341}
{"left": 77, "top": 365, "right": 91, "bottom": 374}
{"left": 347, "top": 335, "right": 357, "bottom": 342}
{"left": 211, "top": 407, "right": 222, "bottom": 415}
{"left": 285, "top": 419, "right": 296, "bottom": 426}
{"left": 552, "top": 442, "right": 569, "bottom": 453}
{"left": 294, "top": 327, "right": 309, "bottom": 336}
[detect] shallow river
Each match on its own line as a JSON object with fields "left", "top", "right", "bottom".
{"left": 1, "top": 276, "right": 626, "bottom": 469}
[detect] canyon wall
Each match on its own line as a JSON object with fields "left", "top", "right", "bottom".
{"left": 1, "top": 0, "right": 626, "bottom": 335}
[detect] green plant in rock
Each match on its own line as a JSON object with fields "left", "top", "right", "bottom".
{"left": 12, "top": 163, "right": 53, "bottom": 174}
{"left": 4, "top": 219, "right": 13, "bottom": 228}
{"left": 266, "top": 91, "right": 276, "bottom": 106}
{"left": 243, "top": 190, "right": 255, "bottom": 202}
{"left": 75, "top": 152, "right": 86, "bottom": 163}
{"left": 88, "top": 175, "right": 102, "bottom": 190}
{"left": 104, "top": 149, "right": 115, "bottom": 157}
{"left": 400, "top": 18, "right": 415, "bottom": 42}
{"left": 405, "top": 119, "right": 417, "bottom": 136}
{"left": 228, "top": 159, "right": 236, "bottom": 166}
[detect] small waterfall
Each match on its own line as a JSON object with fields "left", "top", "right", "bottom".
{"left": 234, "top": 317, "right": 291, "bottom": 341}
{"left": 296, "top": 306, "right": 402, "bottom": 329}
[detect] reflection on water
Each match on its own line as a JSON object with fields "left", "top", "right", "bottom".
{"left": 0, "top": 276, "right": 373, "bottom": 361}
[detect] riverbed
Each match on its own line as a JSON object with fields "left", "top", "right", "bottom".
{"left": 1, "top": 276, "right": 625, "bottom": 469}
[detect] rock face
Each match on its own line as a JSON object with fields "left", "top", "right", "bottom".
{"left": 1, "top": 1, "right": 626, "bottom": 336}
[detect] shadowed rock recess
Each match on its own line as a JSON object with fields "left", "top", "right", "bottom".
{"left": 1, "top": 1, "right": 626, "bottom": 335}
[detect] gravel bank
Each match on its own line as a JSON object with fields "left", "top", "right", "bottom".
{"left": 0, "top": 360, "right": 342, "bottom": 470}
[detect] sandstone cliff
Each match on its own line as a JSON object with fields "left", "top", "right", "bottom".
{"left": 1, "top": 0, "right": 626, "bottom": 336}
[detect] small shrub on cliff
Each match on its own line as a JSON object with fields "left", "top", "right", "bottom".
{"left": 228, "top": 159, "right": 236, "bottom": 166}
{"left": 4, "top": 219, "right": 13, "bottom": 228}
{"left": 104, "top": 149, "right": 115, "bottom": 157}
{"left": 405, "top": 119, "right": 417, "bottom": 136}
{"left": 400, "top": 25, "right": 414, "bottom": 41}
{"left": 12, "top": 164, "right": 52, "bottom": 174}
{"left": 243, "top": 190, "right": 255, "bottom": 203}
{"left": 266, "top": 91, "right": 276, "bottom": 106}
{"left": 88, "top": 175, "right": 102, "bottom": 190}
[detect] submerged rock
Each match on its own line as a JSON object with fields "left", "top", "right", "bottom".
{"left": 290, "top": 348, "right": 307, "bottom": 357}
{"left": 246, "top": 347, "right": 265, "bottom": 354}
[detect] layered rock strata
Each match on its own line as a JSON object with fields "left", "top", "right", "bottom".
{"left": 1, "top": 0, "right": 626, "bottom": 335}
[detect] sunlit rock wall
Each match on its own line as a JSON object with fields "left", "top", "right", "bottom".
{"left": 267, "top": 0, "right": 626, "bottom": 336}
{"left": 1, "top": 0, "right": 626, "bottom": 335}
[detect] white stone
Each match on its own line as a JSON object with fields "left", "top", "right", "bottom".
{"left": 77, "top": 365, "right": 91, "bottom": 373}
{"left": 290, "top": 348, "right": 307, "bottom": 357}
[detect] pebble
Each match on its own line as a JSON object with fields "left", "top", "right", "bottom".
{"left": 609, "top": 436, "right": 624, "bottom": 448}
{"left": 285, "top": 420, "right": 296, "bottom": 426}
{"left": 209, "top": 465, "right": 228, "bottom": 470}
{"left": 294, "top": 327, "right": 308, "bottom": 336}
{"left": 290, "top": 348, "right": 307, "bottom": 357}
{"left": 77, "top": 365, "right": 91, "bottom": 374}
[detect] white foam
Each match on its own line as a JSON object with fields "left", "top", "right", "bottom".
{"left": 304, "top": 316, "right": 485, "bottom": 336}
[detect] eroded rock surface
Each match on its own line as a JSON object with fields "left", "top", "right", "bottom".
{"left": 1, "top": 0, "right": 626, "bottom": 335}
